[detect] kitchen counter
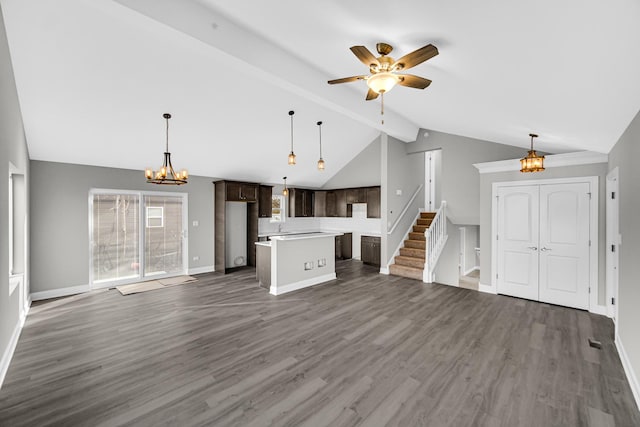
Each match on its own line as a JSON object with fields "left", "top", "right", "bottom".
{"left": 255, "top": 232, "right": 342, "bottom": 295}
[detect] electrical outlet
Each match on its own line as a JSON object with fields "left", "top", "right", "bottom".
{"left": 318, "top": 258, "right": 326, "bottom": 267}
{"left": 193, "top": 256, "right": 199, "bottom": 261}
{"left": 192, "top": 220, "right": 199, "bottom": 227}
{"left": 304, "top": 261, "right": 314, "bottom": 270}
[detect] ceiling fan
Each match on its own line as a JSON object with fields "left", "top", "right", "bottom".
{"left": 328, "top": 42, "right": 438, "bottom": 123}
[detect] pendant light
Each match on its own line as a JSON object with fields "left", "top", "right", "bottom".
{"left": 520, "top": 133, "right": 545, "bottom": 173}
{"left": 144, "top": 113, "right": 188, "bottom": 185}
{"left": 282, "top": 176, "right": 288, "bottom": 196}
{"left": 317, "top": 121, "right": 325, "bottom": 171}
{"left": 287, "top": 110, "right": 296, "bottom": 165}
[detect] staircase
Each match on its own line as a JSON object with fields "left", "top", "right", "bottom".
{"left": 389, "top": 212, "right": 435, "bottom": 280}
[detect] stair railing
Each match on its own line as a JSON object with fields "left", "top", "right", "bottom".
{"left": 424, "top": 201, "right": 448, "bottom": 283}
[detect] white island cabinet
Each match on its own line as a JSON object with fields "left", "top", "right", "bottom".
{"left": 255, "top": 232, "right": 342, "bottom": 295}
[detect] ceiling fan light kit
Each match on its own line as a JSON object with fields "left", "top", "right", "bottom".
{"left": 145, "top": 113, "right": 188, "bottom": 185}
{"left": 328, "top": 42, "right": 438, "bottom": 124}
{"left": 520, "top": 133, "right": 545, "bottom": 173}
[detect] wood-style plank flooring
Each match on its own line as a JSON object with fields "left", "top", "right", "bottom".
{"left": 1, "top": 261, "right": 638, "bottom": 426}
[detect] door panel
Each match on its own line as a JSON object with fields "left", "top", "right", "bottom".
{"left": 538, "top": 183, "right": 590, "bottom": 309}
{"left": 497, "top": 186, "right": 539, "bottom": 301}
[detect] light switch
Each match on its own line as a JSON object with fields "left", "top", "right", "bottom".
{"left": 396, "top": 189, "right": 402, "bottom": 196}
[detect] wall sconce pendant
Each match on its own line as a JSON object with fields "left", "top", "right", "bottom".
{"left": 520, "top": 133, "right": 545, "bottom": 173}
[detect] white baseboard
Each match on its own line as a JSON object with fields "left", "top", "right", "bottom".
{"left": 616, "top": 332, "right": 640, "bottom": 412}
{"left": 31, "top": 284, "right": 90, "bottom": 302}
{"left": 270, "top": 273, "right": 337, "bottom": 296}
{"left": 188, "top": 265, "right": 215, "bottom": 275}
{"left": 463, "top": 266, "right": 479, "bottom": 276}
{"left": 478, "top": 282, "right": 496, "bottom": 294}
{"left": 379, "top": 267, "right": 389, "bottom": 275}
{"left": 0, "top": 301, "right": 30, "bottom": 390}
{"left": 589, "top": 304, "right": 607, "bottom": 316}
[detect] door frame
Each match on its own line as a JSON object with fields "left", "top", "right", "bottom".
{"left": 88, "top": 188, "right": 189, "bottom": 289}
{"left": 490, "top": 176, "right": 600, "bottom": 313}
{"left": 606, "top": 167, "right": 619, "bottom": 324}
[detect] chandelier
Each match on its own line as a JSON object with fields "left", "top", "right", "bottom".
{"left": 145, "top": 113, "right": 188, "bottom": 185}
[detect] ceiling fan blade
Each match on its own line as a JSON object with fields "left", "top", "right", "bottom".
{"left": 366, "top": 89, "right": 379, "bottom": 101}
{"left": 398, "top": 74, "right": 432, "bottom": 89}
{"left": 392, "top": 44, "right": 438, "bottom": 71}
{"left": 350, "top": 46, "right": 381, "bottom": 68}
{"left": 328, "top": 75, "right": 367, "bottom": 85}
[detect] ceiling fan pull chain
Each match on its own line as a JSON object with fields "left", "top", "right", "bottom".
{"left": 381, "top": 92, "right": 385, "bottom": 125}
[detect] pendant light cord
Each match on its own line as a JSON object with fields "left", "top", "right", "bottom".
{"left": 317, "top": 121, "right": 323, "bottom": 158}
{"left": 166, "top": 116, "right": 170, "bottom": 153}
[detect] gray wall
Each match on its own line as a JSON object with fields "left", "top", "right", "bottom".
{"left": 407, "top": 129, "right": 525, "bottom": 224}
{"left": 384, "top": 136, "right": 425, "bottom": 265}
{"left": 608, "top": 108, "right": 640, "bottom": 391}
{"left": 0, "top": 3, "right": 30, "bottom": 382}
{"left": 30, "top": 161, "right": 215, "bottom": 293}
{"left": 322, "top": 135, "right": 381, "bottom": 189}
{"left": 478, "top": 163, "right": 608, "bottom": 306}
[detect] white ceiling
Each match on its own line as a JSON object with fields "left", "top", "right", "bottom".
{"left": 2, "top": 0, "right": 640, "bottom": 187}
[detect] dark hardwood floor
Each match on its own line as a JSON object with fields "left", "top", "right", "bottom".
{"left": 0, "top": 260, "right": 638, "bottom": 426}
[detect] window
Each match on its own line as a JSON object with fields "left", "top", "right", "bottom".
{"left": 146, "top": 206, "right": 164, "bottom": 228}
{"left": 270, "top": 195, "right": 285, "bottom": 223}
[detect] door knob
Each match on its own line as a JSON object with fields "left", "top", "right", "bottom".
{"left": 540, "top": 247, "right": 552, "bottom": 252}
{"left": 527, "top": 246, "right": 538, "bottom": 250}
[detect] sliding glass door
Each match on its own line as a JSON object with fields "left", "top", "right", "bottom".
{"left": 90, "top": 190, "right": 187, "bottom": 288}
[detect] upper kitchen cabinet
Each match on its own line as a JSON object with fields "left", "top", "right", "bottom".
{"left": 314, "top": 191, "right": 327, "bottom": 218}
{"left": 326, "top": 189, "right": 347, "bottom": 217}
{"left": 346, "top": 187, "right": 366, "bottom": 204}
{"left": 366, "top": 186, "right": 381, "bottom": 218}
{"left": 288, "top": 188, "right": 314, "bottom": 217}
{"left": 258, "top": 185, "right": 273, "bottom": 218}
{"left": 225, "top": 181, "right": 258, "bottom": 202}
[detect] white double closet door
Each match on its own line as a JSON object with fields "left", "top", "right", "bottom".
{"left": 497, "top": 182, "right": 590, "bottom": 309}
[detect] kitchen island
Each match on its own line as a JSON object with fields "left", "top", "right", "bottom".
{"left": 255, "top": 232, "right": 343, "bottom": 295}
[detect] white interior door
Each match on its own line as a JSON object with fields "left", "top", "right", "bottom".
{"left": 497, "top": 185, "right": 540, "bottom": 301}
{"left": 538, "top": 183, "right": 590, "bottom": 309}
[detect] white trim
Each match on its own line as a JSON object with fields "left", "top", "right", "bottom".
{"left": 589, "top": 305, "right": 607, "bottom": 316}
{"left": 0, "top": 299, "right": 29, "bottom": 389}
{"left": 269, "top": 273, "right": 337, "bottom": 296}
{"left": 31, "top": 284, "right": 91, "bottom": 301}
{"left": 606, "top": 167, "right": 619, "bottom": 323}
{"left": 474, "top": 151, "right": 608, "bottom": 174}
{"left": 490, "top": 176, "right": 599, "bottom": 311}
{"left": 188, "top": 265, "right": 215, "bottom": 275}
{"left": 379, "top": 267, "right": 389, "bottom": 275}
{"left": 9, "top": 274, "right": 21, "bottom": 296}
{"left": 463, "top": 266, "right": 479, "bottom": 276}
{"left": 0, "top": 316, "right": 22, "bottom": 389}
{"left": 478, "top": 282, "right": 496, "bottom": 294}
{"left": 616, "top": 333, "right": 640, "bottom": 412}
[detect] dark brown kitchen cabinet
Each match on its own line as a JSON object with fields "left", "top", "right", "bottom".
{"left": 314, "top": 191, "right": 327, "bottom": 217}
{"left": 366, "top": 186, "right": 381, "bottom": 218}
{"left": 214, "top": 180, "right": 259, "bottom": 274}
{"left": 226, "top": 181, "right": 258, "bottom": 202}
{"left": 288, "top": 188, "right": 314, "bottom": 217}
{"left": 361, "top": 235, "right": 381, "bottom": 267}
{"left": 258, "top": 185, "right": 273, "bottom": 218}
{"left": 335, "top": 232, "right": 352, "bottom": 260}
{"left": 346, "top": 187, "right": 366, "bottom": 204}
{"left": 326, "top": 189, "right": 347, "bottom": 217}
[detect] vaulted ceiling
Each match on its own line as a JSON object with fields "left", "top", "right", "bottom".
{"left": 2, "top": 0, "right": 639, "bottom": 187}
